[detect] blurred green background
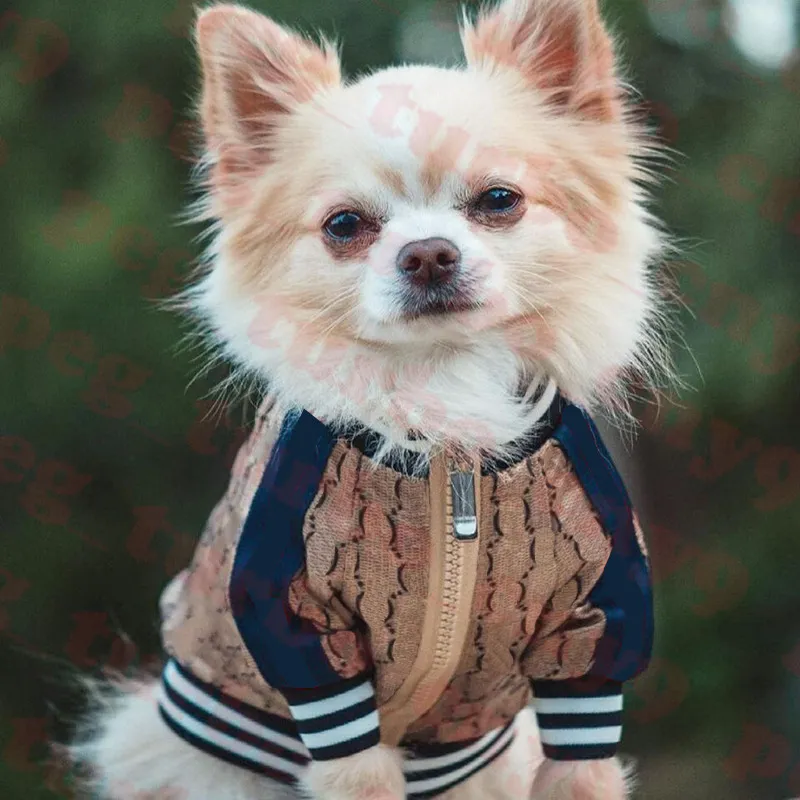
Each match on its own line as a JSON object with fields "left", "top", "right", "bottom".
{"left": 2, "top": 1, "right": 800, "bottom": 798}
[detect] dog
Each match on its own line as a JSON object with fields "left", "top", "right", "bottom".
{"left": 69, "top": 1, "right": 671, "bottom": 798}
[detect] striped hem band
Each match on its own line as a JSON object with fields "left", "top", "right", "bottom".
{"left": 532, "top": 679, "right": 623, "bottom": 761}
{"left": 158, "top": 659, "right": 516, "bottom": 798}
{"left": 404, "top": 722, "right": 515, "bottom": 798}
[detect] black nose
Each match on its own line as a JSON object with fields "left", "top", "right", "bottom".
{"left": 396, "top": 238, "right": 461, "bottom": 286}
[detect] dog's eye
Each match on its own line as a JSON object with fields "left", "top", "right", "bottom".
{"left": 324, "top": 211, "right": 363, "bottom": 241}
{"left": 474, "top": 188, "right": 522, "bottom": 213}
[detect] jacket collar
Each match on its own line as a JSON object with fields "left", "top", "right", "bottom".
{"left": 331, "top": 389, "right": 566, "bottom": 477}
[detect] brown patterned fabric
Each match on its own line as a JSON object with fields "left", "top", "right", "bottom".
{"left": 161, "top": 399, "right": 292, "bottom": 717}
{"left": 160, "top": 399, "right": 618, "bottom": 745}
{"left": 289, "top": 443, "right": 431, "bottom": 696}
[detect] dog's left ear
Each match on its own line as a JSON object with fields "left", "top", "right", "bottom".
{"left": 461, "top": 0, "right": 620, "bottom": 122}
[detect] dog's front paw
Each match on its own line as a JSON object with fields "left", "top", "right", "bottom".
{"left": 300, "top": 744, "right": 405, "bottom": 800}
{"left": 530, "top": 757, "right": 630, "bottom": 800}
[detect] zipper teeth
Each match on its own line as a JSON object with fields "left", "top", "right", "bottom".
{"left": 434, "top": 479, "right": 460, "bottom": 666}
{"left": 414, "top": 462, "right": 464, "bottom": 697}
{"left": 382, "top": 456, "right": 478, "bottom": 740}
{"left": 405, "top": 463, "right": 462, "bottom": 704}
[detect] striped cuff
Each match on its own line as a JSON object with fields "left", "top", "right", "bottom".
{"left": 282, "top": 674, "right": 380, "bottom": 761}
{"left": 532, "top": 679, "right": 623, "bottom": 761}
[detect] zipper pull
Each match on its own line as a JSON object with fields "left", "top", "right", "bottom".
{"left": 449, "top": 468, "right": 478, "bottom": 541}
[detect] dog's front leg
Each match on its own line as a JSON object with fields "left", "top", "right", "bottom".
{"left": 300, "top": 744, "right": 406, "bottom": 800}
{"left": 529, "top": 757, "right": 630, "bottom": 800}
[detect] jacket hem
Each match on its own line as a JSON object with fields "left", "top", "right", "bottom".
{"left": 158, "top": 659, "right": 517, "bottom": 797}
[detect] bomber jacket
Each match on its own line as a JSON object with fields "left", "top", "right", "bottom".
{"left": 157, "top": 391, "right": 653, "bottom": 798}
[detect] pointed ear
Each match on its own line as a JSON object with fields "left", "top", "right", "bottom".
{"left": 461, "top": 0, "right": 620, "bottom": 121}
{"left": 195, "top": 5, "right": 341, "bottom": 183}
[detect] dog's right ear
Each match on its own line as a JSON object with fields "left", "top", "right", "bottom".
{"left": 195, "top": 5, "right": 341, "bottom": 188}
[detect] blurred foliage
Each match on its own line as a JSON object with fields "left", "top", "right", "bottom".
{"left": 1, "top": 1, "right": 800, "bottom": 798}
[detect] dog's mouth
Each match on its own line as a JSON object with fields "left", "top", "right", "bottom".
{"left": 398, "top": 285, "right": 482, "bottom": 321}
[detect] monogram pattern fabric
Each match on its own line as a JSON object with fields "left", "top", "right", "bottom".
{"left": 161, "top": 399, "right": 293, "bottom": 717}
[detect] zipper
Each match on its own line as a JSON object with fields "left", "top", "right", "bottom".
{"left": 379, "top": 453, "right": 481, "bottom": 745}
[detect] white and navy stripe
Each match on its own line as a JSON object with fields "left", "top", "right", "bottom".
{"left": 283, "top": 675, "right": 380, "bottom": 760}
{"left": 158, "top": 660, "right": 516, "bottom": 798}
{"left": 532, "top": 679, "right": 623, "bottom": 760}
{"left": 404, "top": 722, "right": 515, "bottom": 797}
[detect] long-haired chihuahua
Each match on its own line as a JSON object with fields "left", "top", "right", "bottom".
{"left": 70, "top": 1, "right": 671, "bottom": 798}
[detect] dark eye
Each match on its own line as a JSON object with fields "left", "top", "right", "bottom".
{"left": 323, "top": 211, "right": 363, "bottom": 241}
{"left": 474, "top": 187, "right": 522, "bottom": 213}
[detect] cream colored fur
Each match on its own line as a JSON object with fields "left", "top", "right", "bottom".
{"left": 300, "top": 745, "right": 405, "bottom": 800}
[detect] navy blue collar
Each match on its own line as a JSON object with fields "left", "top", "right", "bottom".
{"left": 332, "top": 390, "right": 565, "bottom": 476}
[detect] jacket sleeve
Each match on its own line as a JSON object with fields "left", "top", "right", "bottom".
{"left": 229, "top": 409, "right": 379, "bottom": 761}
{"left": 523, "top": 405, "right": 653, "bottom": 762}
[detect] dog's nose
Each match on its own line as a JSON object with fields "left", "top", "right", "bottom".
{"left": 396, "top": 238, "right": 461, "bottom": 286}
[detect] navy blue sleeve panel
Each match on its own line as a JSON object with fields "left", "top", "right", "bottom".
{"left": 229, "top": 409, "right": 381, "bottom": 760}
{"left": 229, "top": 409, "right": 368, "bottom": 691}
{"left": 552, "top": 404, "right": 654, "bottom": 684}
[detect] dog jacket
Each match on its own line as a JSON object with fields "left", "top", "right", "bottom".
{"left": 157, "top": 393, "right": 653, "bottom": 798}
